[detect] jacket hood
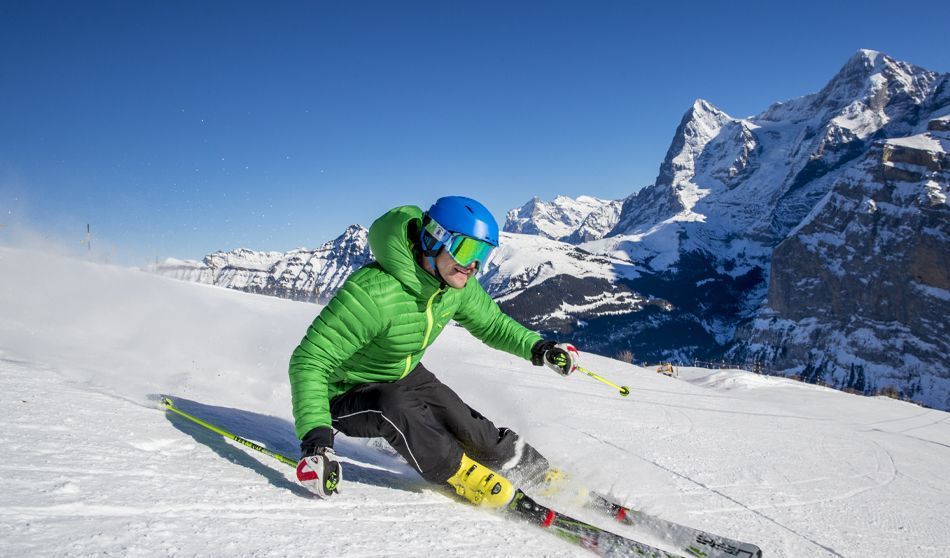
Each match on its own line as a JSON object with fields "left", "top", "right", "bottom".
{"left": 367, "top": 205, "right": 442, "bottom": 297}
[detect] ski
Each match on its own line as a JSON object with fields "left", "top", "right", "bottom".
{"left": 509, "top": 490, "right": 684, "bottom": 558}
{"left": 585, "top": 492, "right": 762, "bottom": 558}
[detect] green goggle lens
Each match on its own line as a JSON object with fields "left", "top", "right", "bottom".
{"left": 446, "top": 235, "right": 495, "bottom": 269}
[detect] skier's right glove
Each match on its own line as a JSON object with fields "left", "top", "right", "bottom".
{"left": 297, "top": 427, "right": 342, "bottom": 498}
{"left": 531, "top": 340, "right": 580, "bottom": 376}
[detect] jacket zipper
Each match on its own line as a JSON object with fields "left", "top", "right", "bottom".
{"left": 401, "top": 286, "right": 446, "bottom": 378}
{"left": 421, "top": 286, "right": 445, "bottom": 348}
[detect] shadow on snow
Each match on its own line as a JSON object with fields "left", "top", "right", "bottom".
{"left": 153, "top": 394, "right": 426, "bottom": 497}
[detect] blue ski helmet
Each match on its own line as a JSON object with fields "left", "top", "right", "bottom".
{"left": 425, "top": 196, "right": 499, "bottom": 246}
{"left": 419, "top": 196, "right": 499, "bottom": 271}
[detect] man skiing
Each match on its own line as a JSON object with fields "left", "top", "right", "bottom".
{"left": 289, "top": 196, "right": 580, "bottom": 507}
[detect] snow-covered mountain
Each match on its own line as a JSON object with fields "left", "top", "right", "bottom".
{"left": 148, "top": 225, "right": 372, "bottom": 303}
{"left": 481, "top": 233, "right": 669, "bottom": 333}
{"left": 504, "top": 195, "right": 623, "bottom": 243}
{"left": 482, "top": 232, "right": 639, "bottom": 299}
{"left": 601, "top": 50, "right": 946, "bottom": 267}
{"left": 144, "top": 50, "right": 948, "bottom": 410}
{"left": 498, "top": 50, "right": 949, "bottom": 407}
{"left": 4, "top": 245, "right": 950, "bottom": 557}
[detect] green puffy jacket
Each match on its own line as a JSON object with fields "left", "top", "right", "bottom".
{"left": 289, "top": 205, "right": 542, "bottom": 439}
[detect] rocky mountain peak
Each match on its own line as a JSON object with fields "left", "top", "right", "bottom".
{"left": 762, "top": 50, "right": 940, "bottom": 129}
{"left": 656, "top": 98, "right": 735, "bottom": 191}
{"left": 341, "top": 223, "right": 368, "bottom": 236}
{"left": 690, "top": 98, "right": 730, "bottom": 122}
{"left": 150, "top": 225, "right": 372, "bottom": 303}
{"left": 504, "top": 195, "right": 622, "bottom": 243}
{"left": 818, "top": 49, "right": 896, "bottom": 109}
{"left": 609, "top": 100, "right": 736, "bottom": 236}
{"left": 612, "top": 50, "right": 948, "bottom": 250}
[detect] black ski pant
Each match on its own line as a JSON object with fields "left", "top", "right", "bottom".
{"left": 329, "top": 363, "right": 517, "bottom": 484}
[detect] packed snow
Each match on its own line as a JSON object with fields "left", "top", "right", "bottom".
{"left": 2, "top": 246, "right": 949, "bottom": 557}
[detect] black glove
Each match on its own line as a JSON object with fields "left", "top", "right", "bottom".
{"left": 300, "top": 426, "right": 334, "bottom": 457}
{"left": 531, "top": 340, "right": 556, "bottom": 366}
{"left": 297, "top": 427, "right": 341, "bottom": 498}
{"left": 531, "top": 340, "right": 580, "bottom": 376}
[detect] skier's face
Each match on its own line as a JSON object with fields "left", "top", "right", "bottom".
{"left": 435, "top": 249, "right": 476, "bottom": 288}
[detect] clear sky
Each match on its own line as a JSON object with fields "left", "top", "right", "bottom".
{"left": 1, "top": 0, "right": 947, "bottom": 265}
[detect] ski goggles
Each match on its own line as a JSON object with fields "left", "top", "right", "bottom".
{"left": 424, "top": 219, "right": 496, "bottom": 269}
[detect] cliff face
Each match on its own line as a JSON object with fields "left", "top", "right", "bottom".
{"left": 730, "top": 125, "right": 949, "bottom": 408}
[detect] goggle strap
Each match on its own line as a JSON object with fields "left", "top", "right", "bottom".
{"left": 424, "top": 218, "right": 452, "bottom": 245}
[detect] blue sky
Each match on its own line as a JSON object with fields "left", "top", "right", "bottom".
{"left": 1, "top": 1, "right": 947, "bottom": 265}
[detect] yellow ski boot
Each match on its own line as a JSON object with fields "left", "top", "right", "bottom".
{"left": 446, "top": 454, "right": 516, "bottom": 508}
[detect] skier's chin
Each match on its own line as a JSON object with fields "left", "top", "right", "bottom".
{"left": 445, "top": 269, "right": 470, "bottom": 289}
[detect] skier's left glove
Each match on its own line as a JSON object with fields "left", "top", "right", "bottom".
{"left": 296, "top": 427, "right": 342, "bottom": 498}
{"left": 531, "top": 340, "right": 580, "bottom": 376}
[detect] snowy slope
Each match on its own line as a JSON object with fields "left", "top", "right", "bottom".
{"left": 2, "top": 246, "right": 949, "bottom": 557}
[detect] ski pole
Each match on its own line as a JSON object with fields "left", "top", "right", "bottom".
{"left": 161, "top": 396, "right": 297, "bottom": 468}
{"left": 576, "top": 366, "right": 631, "bottom": 397}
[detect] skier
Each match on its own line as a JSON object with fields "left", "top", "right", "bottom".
{"left": 289, "top": 196, "right": 580, "bottom": 507}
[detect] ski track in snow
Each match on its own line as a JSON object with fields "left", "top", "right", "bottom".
{"left": 2, "top": 246, "right": 950, "bottom": 557}
{"left": 567, "top": 424, "right": 846, "bottom": 557}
